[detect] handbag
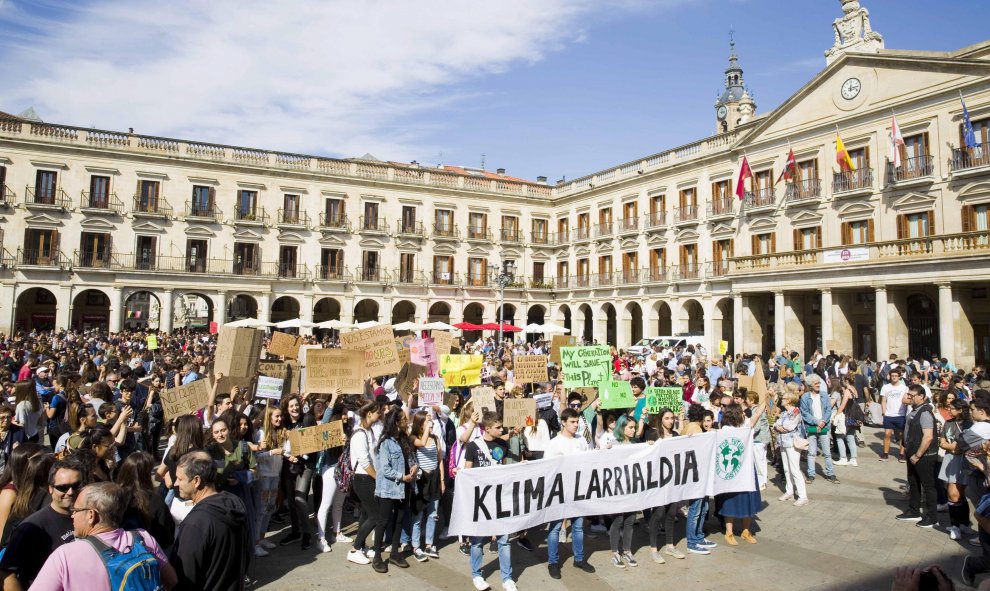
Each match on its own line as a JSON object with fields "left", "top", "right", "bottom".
{"left": 832, "top": 412, "right": 847, "bottom": 436}
{"left": 793, "top": 436, "right": 809, "bottom": 451}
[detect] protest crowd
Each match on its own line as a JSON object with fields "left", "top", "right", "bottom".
{"left": 0, "top": 324, "right": 987, "bottom": 591}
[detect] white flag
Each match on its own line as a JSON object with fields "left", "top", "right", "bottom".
{"left": 890, "top": 113, "right": 905, "bottom": 168}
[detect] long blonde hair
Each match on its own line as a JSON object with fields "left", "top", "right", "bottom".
{"left": 262, "top": 404, "right": 287, "bottom": 449}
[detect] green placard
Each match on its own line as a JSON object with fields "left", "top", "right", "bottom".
{"left": 560, "top": 346, "right": 612, "bottom": 389}
{"left": 600, "top": 380, "right": 636, "bottom": 410}
{"left": 645, "top": 386, "right": 683, "bottom": 414}
{"left": 146, "top": 335, "right": 158, "bottom": 350}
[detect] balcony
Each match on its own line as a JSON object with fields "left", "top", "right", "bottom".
{"left": 529, "top": 278, "right": 554, "bottom": 290}
{"left": 132, "top": 195, "right": 173, "bottom": 218}
{"left": 355, "top": 266, "right": 385, "bottom": 282}
{"left": 500, "top": 228, "right": 522, "bottom": 243}
{"left": 529, "top": 232, "right": 555, "bottom": 247}
{"left": 18, "top": 248, "right": 68, "bottom": 268}
{"left": 314, "top": 266, "right": 348, "bottom": 282}
{"left": 707, "top": 197, "right": 734, "bottom": 220}
{"left": 26, "top": 186, "right": 72, "bottom": 211}
{"left": 785, "top": 179, "right": 822, "bottom": 205}
{"left": 617, "top": 217, "right": 639, "bottom": 235}
{"left": 0, "top": 185, "right": 13, "bottom": 207}
{"left": 645, "top": 267, "right": 670, "bottom": 283}
{"left": 73, "top": 249, "right": 115, "bottom": 269}
{"left": 393, "top": 268, "right": 425, "bottom": 285}
{"left": 671, "top": 263, "right": 702, "bottom": 281}
{"left": 594, "top": 222, "right": 614, "bottom": 238}
{"left": 574, "top": 226, "right": 591, "bottom": 242}
{"left": 707, "top": 260, "right": 729, "bottom": 278}
{"left": 951, "top": 143, "right": 990, "bottom": 176}
{"left": 234, "top": 207, "right": 269, "bottom": 226}
{"left": 359, "top": 216, "right": 388, "bottom": 234}
{"left": 555, "top": 276, "right": 570, "bottom": 289}
{"left": 432, "top": 223, "right": 459, "bottom": 240}
{"left": 556, "top": 229, "right": 571, "bottom": 244}
{"left": 615, "top": 268, "right": 643, "bottom": 285}
{"left": 184, "top": 202, "right": 223, "bottom": 223}
{"left": 465, "top": 274, "right": 489, "bottom": 287}
{"left": 466, "top": 226, "right": 492, "bottom": 242}
{"left": 573, "top": 274, "right": 591, "bottom": 289}
{"left": 81, "top": 192, "right": 124, "bottom": 215}
{"left": 397, "top": 220, "right": 425, "bottom": 237}
{"left": 646, "top": 212, "right": 667, "bottom": 229}
{"left": 277, "top": 209, "right": 310, "bottom": 228}
{"left": 273, "top": 261, "right": 309, "bottom": 279}
{"left": 673, "top": 205, "right": 699, "bottom": 224}
{"left": 831, "top": 169, "right": 873, "bottom": 196}
{"left": 319, "top": 212, "right": 350, "bottom": 231}
{"left": 887, "top": 156, "right": 934, "bottom": 186}
{"left": 593, "top": 272, "right": 614, "bottom": 287}
{"left": 745, "top": 187, "right": 776, "bottom": 210}
{"left": 430, "top": 271, "right": 458, "bottom": 286}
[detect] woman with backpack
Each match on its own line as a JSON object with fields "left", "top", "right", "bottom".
{"left": 834, "top": 376, "right": 864, "bottom": 467}
{"left": 347, "top": 402, "right": 383, "bottom": 566}
{"left": 939, "top": 398, "right": 977, "bottom": 541}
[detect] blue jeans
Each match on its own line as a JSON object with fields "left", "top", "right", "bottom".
{"left": 410, "top": 499, "right": 438, "bottom": 549}
{"left": 547, "top": 517, "right": 584, "bottom": 564}
{"left": 471, "top": 535, "right": 512, "bottom": 582}
{"left": 835, "top": 433, "right": 857, "bottom": 461}
{"left": 686, "top": 497, "right": 709, "bottom": 546}
{"left": 806, "top": 431, "right": 835, "bottom": 478}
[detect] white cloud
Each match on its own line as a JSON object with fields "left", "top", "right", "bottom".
{"left": 0, "top": 0, "right": 657, "bottom": 161}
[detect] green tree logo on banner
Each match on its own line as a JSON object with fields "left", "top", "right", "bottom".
{"left": 716, "top": 437, "right": 744, "bottom": 481}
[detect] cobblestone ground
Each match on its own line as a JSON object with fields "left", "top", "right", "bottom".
{"left": 254, "top": 427, "right": 973, "bottom": 591}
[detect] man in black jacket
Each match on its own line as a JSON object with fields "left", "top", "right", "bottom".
{"left": 171, "top": 451, "right": 250, "bottom": 591}
{"left": 896, "top": 384, "right": 938, "bottom": 528}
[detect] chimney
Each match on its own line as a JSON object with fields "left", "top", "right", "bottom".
{"left": 537, "top": 176, "right": 547, "bottom": 184}
{"left": 496, "top": 168, "right": 505, "bottom": 175}
{"left": 410, "top": 160, "right": 419, "bottom": 167}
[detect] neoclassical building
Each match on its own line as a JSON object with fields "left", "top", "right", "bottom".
{"left": 0, "top": 0, "right": 988, "bottom": 367}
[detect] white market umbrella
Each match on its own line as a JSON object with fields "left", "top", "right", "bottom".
{"left": 355, "top": 320, "right": 382, "bottom": 329}
{"left": 522, "top": 323, "right": 545, "bottom": 334}
{"left": 275, "top": 318, "right": 316, "bottom": 329}
{"left": 315, "top": 319, "right": 353, "bottom": 330}
{"left": 539, "top": 322, "right": 570, "bottom": 334}
{"left": 393, "top": 321, "right": 428, "bottom": 331}
{"left": 225, "top": 317, "right": 274, "bottom": 328}
{"left": 424, "top": 321, "right": 457, "bottom": 331}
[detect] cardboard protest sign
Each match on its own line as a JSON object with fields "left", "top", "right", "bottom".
{"left": 341, "top": 324, "right": 401, "bottom": 377}
{"left": 306, "top": 349, "right": 365, "bottom": 394}
{"left": 534, "top": 392, "right": 553, "bottom": 410}
{"left": 410, "top": 338, "right": 438, "bottom": 376}
{"left": 258, "top": 361, "right": 292, "bottom": 398}
{"left": 394, "top": 363, "right": 427, "bottom": 399}
{"left": 599, "top": 380, "right": 636, "bottom": 410}
{"left": 297, "top": 345, "right": 323, "bottom": 367}
{"left": 503, "top": 398, "right": 537, "bottom": 428}
{"left": 215, "top": 327, "right": 264, "bottom": 391}
{"left": 441, "top": 354, "right": 483, "bottom": 388}
{"left": 269, "top": 331, "right": 303, "bottom": 359}
{"left": 744, "top": 358, "right": 768, "bottom": 405}
{"left": 256, "top": 376, "right": 285, "bottom": 400}
{"left": 287, "top": 420, "right": 346, "bottom": 456}
{"left": 209, "top": 321, "right": 218, "bottom": 334}
{"left": 471, "top": 386, "right": 497, "bottom": 412}
{"left": 287, "top": 360, "right": 301, "bottom": 395}
{"left": 645, "top": 386, "right": 683, "bottom": 414}
{"left": 161, "top": 378, "right": 213, "bottom": 420}
{"left": 418, "top": 377, "right": 445, "bottom": 406}
{"left": 395, "top": 336, "right": 415, "bottom": 365}
{"left": 560, "top": 346, "right": 611, "bottom": 389}
{"left": 513, "top": 355, "right": 548, "bottom": 384}
{"left": 718, "top": 340, "right": 729, "bottom": 356}
{"left": 146, "top": 335, "right": 158, "bottom": 350}
{"left": 432, "top": 330, "right": 454, "bottom": 356}
{"left": 549, "top": 335, "right": 576, "bottom": 365}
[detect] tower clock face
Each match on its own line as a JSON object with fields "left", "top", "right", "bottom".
{"left": 717, "top": 105, "right": 728, "bottom": 120}
{"left": 841, "top": 78, "right": 861, "bottom": 100}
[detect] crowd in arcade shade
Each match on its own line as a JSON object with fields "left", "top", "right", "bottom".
{"left": 0, "top": 325, "right": 987, "bottom": 590}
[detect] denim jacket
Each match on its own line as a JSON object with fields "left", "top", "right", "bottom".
{"left": 375, "top": 438, "right": 408, "bottom": 500}
{"left": 799, "top": 390, "right": 833, "bottom": 428}
{"left": 776, "top": 408, "right": 805, "bottom": 448}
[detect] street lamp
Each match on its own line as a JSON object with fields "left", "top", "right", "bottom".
{"left": 489, "top": 259, "right": 516, "bottom": 348}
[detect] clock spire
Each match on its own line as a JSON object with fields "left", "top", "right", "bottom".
{"left": 714, "top": 32, "right": 756, "bottom": 134}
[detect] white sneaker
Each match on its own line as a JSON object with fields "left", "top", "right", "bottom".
{"left": 794, "top": 498, "right": 809, "bottom": 507}
{"left": 317, "top": 539, "right": 333, "bottom": 553}
{"left": 347, "top": 549, "right": 371, "bottom": 565}
{"left": 502, "top": 580, "right": 518, "bottom": 591}
{"left": 849, "top": 459, "right": 858, "bottom": 467}
{"left": 260, "top": 539, "right": 277, "bottom": 550}
{"left": 254, "top": 545, "right": 269, "bottom": 557}
{"left": 334, "top": 532, "right": 353, "bottom": 544}
{"left": 778, "top": 493, "right": 792, "bottom": 502}
{"left": 834, "top": 459, "right": 849, "bottom": 466}
{"left": 949, "top": 526, "right": 961, "bottom": 540}
{"left": 472, "top": 576, "right": 491, "bottom": 591}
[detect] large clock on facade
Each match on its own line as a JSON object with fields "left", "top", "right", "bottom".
{"left": 717, "top": 105, "right": 728, "bottom": 120}
{"left": 841, "top": 78, "right": 862, "bottom": 100}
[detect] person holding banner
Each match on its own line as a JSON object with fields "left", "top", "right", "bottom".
{"left": 608, "top": 414, "right": 641, "bottom": 568}
{"left": 715, "top": 404, "right": 762, "bottom": 545}
{"left": 646, "top": 408, "right": 687, "bottom": 564}
{"left": 545, "top": 406, "right": 597, "bottom": 578}
{"left": 682, "top": 404, "right": 718, "bottom": 555}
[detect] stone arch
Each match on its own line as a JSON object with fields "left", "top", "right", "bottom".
{"left": 227, "top": 294, "right": 258, "bottom": 321}
{"left": 713, "top": 297, "right": 734, "bottom": 358}
{"left": 495, "top": 303, "right": 516, "bottom": 325}
{"left": 600, "top": 303, "right": 617, "bottom": 347}
{"left": 622, "top": 301, "right": 643, "bottom": 348}
{"left": 71, "top": 289, "right": 112, "bottom": 331}
{"left": 174, "top": 292, "right": 214, "bottom": 330}
{"left": 463, "top": 302, "right": 485, "bottom": 341}
{"left": 652, "top": 301, "right": 673, "bottom": 336}
{"left": 679, "top": 298, "right": 704, "bottom": 335}
{"left": 353, "top": 299, "right": 380, "bottom": 323}
{"left": 313, "top": 297, "right": 342, "bottom": 323}
{"left": 428, "top": 302, "right": 451, "bottom": 324}
{"left": 270, "top": 295, "right": 301, "bottom": 324}
{"left": 526, "top": 305, "right": 546, "bottom": 326}
{"left": 15, "top": 287, "right": 58, "bottom": 332}
{"left": 122, "top": 290, "right": 161, "bottom": 331}
{"left": 578, "top": 303, "right": 593, "bottom": 344}
{"left": 391, "top": 300, "right": 418, "bottom": 327}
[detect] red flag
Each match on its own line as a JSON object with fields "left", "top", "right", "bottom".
{"left": 735, "top": 156, "right": 753, "bottom": 200}
{"left": 775, "top": 149, "right": 796, "bottom": 184}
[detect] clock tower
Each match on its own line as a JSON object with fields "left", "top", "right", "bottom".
{"left": 714, "top": 36, "right": 756, "bottom": 134}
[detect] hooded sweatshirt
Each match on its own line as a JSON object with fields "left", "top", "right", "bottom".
{"left": 170, "top": 491, "right": 250, "bottom": 591}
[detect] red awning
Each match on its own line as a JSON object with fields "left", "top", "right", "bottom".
{"left": 498, "top": 323, "right": 522, "bottom": 332}
{"left": 480, "top": 323, "right": 502, "bottom": 330}
{"left": 453, "top": 322, "right": 484, "bottom": 330}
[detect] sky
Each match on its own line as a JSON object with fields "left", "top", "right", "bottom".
{"left": 0, "top": 0, "right": 988, "bottom": 183}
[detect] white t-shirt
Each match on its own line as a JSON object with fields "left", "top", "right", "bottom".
{"left": 546, "top": 432, "right": 589, "bottom": 457}
{"left": 881, "top": 382, "right": 909, "bottom": 417}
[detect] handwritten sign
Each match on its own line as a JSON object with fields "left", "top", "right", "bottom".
{"left": 394, "top": 363, "right": 427, "bottom": 399}
{"left": 215, "top": 326, "right": 263, "bottom": 381}
{"left": 395, "top": 336, "right": 415, "bottom": 365}
{"left": 258, "top": 361, "right": 289, "bottom": 380}
{"left": 341, "top": 324, "right": 401, "bottom": 377}
{"left": 600, "top": 380, "right": 636, "bottom": 410}
{"left": 534, "top": 392, "right": 553, "bottom": 409}
{"left": 306, "top": 349, "right": 365, "bottom": 394}
{"left": 146, "top": 335, "right": 158, "bottom": 350}
{"left": 471, "top": 386, "right": 497, "bottom": 412}
{"left": 550, "top": 335, "right": 576, "bottom": 365}
{"left": 718, "top": 340, "right": 728, "bottom": 356}
{"left": 161, "top": 378, "right": 213, "bottom": 420}
{"left": 410, "top": 337, "right": 438, "bottom": 376}
{"left": 503, "top": 398, "right": 536, "bottom": 428}
{"left": 269, "top": 331, "right": 303, "bottom": 359}
{"left": 256, "top": 376, "right": 285, "bottom": 400}
{"left": 287, "top": 420, "right": 346, "bottom": 456}
{"left": 560, "top": 346, "right": 611, "bottom": 389}
{"left": 419, "top": 377, "right": 446, "bottom": 406}
{"left": 440, "top": 354, "right": 483, "bottom": 388}
{"left": 645, "top": 386, "right": 683, "bottom": 414}
{"left": 432, "top": 330, "right": 454, "bottom": 357}
{"left": 513, "top": 355, "right": 548, "bottom": 384}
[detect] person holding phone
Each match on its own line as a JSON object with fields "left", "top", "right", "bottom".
{"left": 371, "top": 410, "right": 418, "bottom": 573}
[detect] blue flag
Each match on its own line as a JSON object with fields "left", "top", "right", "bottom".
{"left": 962, "top": 97, "right": 978, "bottom": 149}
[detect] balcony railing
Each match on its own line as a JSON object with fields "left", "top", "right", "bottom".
{"left": 184, "top": 202, "right": 222, "bottom": 222}
{"left": 81, "top": 191, "right": 124, "bottom": 214}
{"left": 26, "top": 187, "right": 72, "bottom": 209}
{"left": 708, "top": 197, "right": 734, "bottom": 218}
{"left": 319, "top": 212, "right": 350, "bottom": 231}
{"left": 575, "top": 226, "right": 591, "bottom": 241}
{"left": 277, "top": 209, "right": 310, "bottom": 227}
{"left": 0, "top": 185, "right": 11, "bottom": 206}
{"left": 430, "top": 271, "right": 458, "bottom": 286}
{"left": 529, "top": 278, "right": 554, "bottom": 290}
{"left": 315, "top": 265, "right": 348, "bottom": 281}
{"left": 618, "top": 217, "right": 639, "bottom": 233}
{"left": 671, "top": 263, "right": 702, "bottom": 280}
{"left": 18, "top": 248, "right": 67, "bottom": 267}
{"left": 785, "top": 178, "right": 822, "bottom": 202}
{"left": 573, "top": 274, "right": 591, "bottom": 288}
{"left": 465, "top": 274, "right": 488, "bottom": 287}
{"left": 646, "top": 267, "right": 670, "bottom": 283}
{"left": 432, "top": 223, "right": 459, "bottom": 239}
{"left": 132, "top": 195, "right": 173, "bottom": 217}
{"left": 359, "top": 216, "right": 388, "bottom": 233}
{"left": 593, "top": 272, "right": 614, "bottom": 287}
{"left": 555, "top": 276, "right": 570, "bottom": 289}
{"left": 745, "top": 187, "right": 776, "bottom": 209}
{"left": 615, "top": 268, "right": 643, "bottom": 285}
{"left": 594, "top": 222, "right": 614, "bottom": 238}
{"left": 674, "top": 205, "right": 699, "bottom": 223}
{"left": 73, "top": 249, "right": 115, "bottom": 269}
{"left": 271, "top": 261, "right": 308, "bottom": 279}
{"left": 832, "top": 169, "right": 874, "bottom": 193}
{"left": 887, "top": 156, "right": 934, "bottom": 183}
{"left": 529, "top": 232, "right": 554, "bottom": 246}
{"left": 234, "top": 207, "right": 269, "bottom": 224}
{"left": 355, "top": 266, "right": 385, "bottom": 282}
{"left": 500, "top": 228, "right": 522, "bottom": 243}
{"left": 397, "top": 220, "right": 425, "bottom": 236}
{"left": 951, "top": 143, "right": 990, "bottom": 172}
{"left": 556, "top": 229, "right": 571, "bottom": 243}
{"left": 647, "top": 211, "right": 667, "bottom": 228}
{"left": 466, "top": 226, "right": 492, "bottom": 241}
{"left": 393, "top": 268, "right": 425, "bottom": 284}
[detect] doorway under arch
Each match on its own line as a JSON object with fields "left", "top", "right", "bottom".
{"left": 15, "top": 287, "right": 57, "bottom": 332}
{"left": 228, "top": 294, "right": 258, "bottom": 321}
{"left": 123, "top": 291, "right": 160, "bottom": 331}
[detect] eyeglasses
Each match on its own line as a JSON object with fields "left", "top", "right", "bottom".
{"left": 53, "top": 481, "right": 82, "bottom": 493}
{"left": 568, "top": 403, "right": 581, "bottom": 408}
{"left": 70, "top": 505, "right": 96, "bottom": 516}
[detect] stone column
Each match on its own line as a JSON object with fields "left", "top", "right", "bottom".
{"left": 733, "top": 294, "right": 744, "bottom": 357}
{"left": 108, "top": 287, "right": 123, "bottom": 333}
{"left": 821, "top": 289, "right": 834, "bottom": 352}
{"left": 875, "top": 287, "right": 889, "bottom": 361}
{"left": 160, "top": 289, "right": 174, "bottom": 334}
{"left": 257, "top": 292, "right": 271, "bottom": 323}
{"left": 213, "top": 291, "right": 227, "bottom": 328}
{"left": 702, "top": 296, "right": 715, "bottom": 357}
{"left": 300, "top": 294, "right": 315, "bottom": 336}
{"left": 938, "top": 282, "right": 955, "bottom": 364}
{"left": 56, "top": 285, "right": 74, "bottom": 331}
{"left": 0, "top": 284, "right": 16, "bottom": 335}
{"left": 774, "top": 291, "right": 786, "bottom": 353}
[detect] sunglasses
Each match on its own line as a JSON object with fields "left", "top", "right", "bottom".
{"left": 568, "top": 403, "right": 581, "bottom": 408}
{"left": 54, "top": 481, "right": 82, "bottom": 493}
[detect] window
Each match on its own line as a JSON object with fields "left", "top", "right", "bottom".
{"left": 797, "top": 159, "right": 818, "bottom": 184}
{"left": 433, "top": 255, "right": 453, "bottom": 284}
{"left": 649, "top": 194, "right": 666, "bottom": 225}
{"left": 187, "top": 239, "right": 207, "bottom": 272}
{"left": 321, "top": 248, "right": 344, "bottom": 278}
{"left": 0, "top": 165, "right": 6, "bottom": 201}
{"left": 363, "top": 202, "right": 379, "bottom": 229}
{"left": 191, "top": 185, "right": 214, "bottom": 216}
{"left": 283, "top": 194, "right": 301, "bottom": 223}
{"left": 468, "top": 257, "right": 486, "bottom": 285}
{"left": 679, "top": 188, "right": 696, "bottom": 208}
{"left": 435, "top": 209, "right": 453, "bottom": 233}
{"left": 793, "top": 226, "right": 822, "bottom": 250}
{"left": 848, "top": 147, "right": 869, "bottom": 170}
{"left": 35, "top": 170, "right": 57, "bottom": 202}
{"left": 712, "top": 180, "right": 731, "bottom": 201}
{"left": 501, "top": 215, "right": 519, "bottom": 240}
{"left": 754, "top": 169, "right": 772, "bottom": 195}
{"left": 962, "top": 204, "right": 990, "bottom": 247}
{"left": 598, "top": 255, "right": 612, "bottom": 276}
{"left": 138, "top": 180, "right": 160, "bottom": 211}
{"left": 532, "top": 218, "right": 548, "bottom": 243}
{"left": 752, "top": 233, "right": 775, "bottom": 255}
{"left": 557, "top": 261, "right": 569, "bottom": 286}
{"left": 401, "top": 206, "right": 417, "bottom": 233}
{"left": 279, "top": 246, "right": 298, "bottom": 277}
{"left": 80, "top": 232, "right": 111, "bottom": 266}
{"left": 622, "top": 201, "right": 638, "bottom": 229}
{"left": 598, "top": 208, "right": 612, "bottom": 235}
{"left": 468, "top": 212, "right": 487, "bottom": 239}
{"left": 233, "top": 242, "right": 258, "bottom": 274}
{"left": 841, "top": 220, "right": 874, "bottom": 245}
{"left": 577, "top": 258, "right": 590, "bottom": 285}
{"left": 557, "top": 218, "right": 569, "bottom": 242}
{"left": 897, "top": 133, "right": 932, "bottom": 178}
{"left": 621, "top": 252, "right": 637, "bottom": 282}
{"left": 649, "top": 248, "right": 666, "bottom": 280}
{"left": 577, "top": 213, "right": 590, "bottom": 239}
{"left": 238, "top": 190, "right": 257, "bottom": 218}
{"left": 679, "top": 244, "right": 697, "bottom": 267}
{"left": 532, "top": 262, "right": 545, "bottom": 284}
{"left": 399, "top": 253, "right": 416, "bottom": 282}
{"left": 23, "top": 229, "right": 59, "bottom": 264}
{"left": 897, "top": 211, "right": 933, "bottom": 239}
{"left": 713, "top": 240, "right": 733, "bottom": 275}
{"left": 89, "top": 176, "right": 110, "bottom": 208}
{"left": 962, "top": 117, "right": 990, "bottom": 148}
{"left": 325, "top": 198, "right": 344, "bottom": 225}
{"left": 361, "top": 251, "right": 380, "bottom": 280}
{"left": 136, "top": 236, "right": 158, "bottom": 270}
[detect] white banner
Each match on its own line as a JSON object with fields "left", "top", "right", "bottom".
{"left": 823, "top": 247, "right": 870, "bottom": 263}
{"left": 449, "top": 428, "right": 754, "bottom": 537}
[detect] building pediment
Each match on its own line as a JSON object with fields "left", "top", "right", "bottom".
{"left": 132, "top": 220, "right": 165, "bottom": 234}
{"left": 646, "top": 232, "right": 667, "bottom": 246}
{"left": 747, "top": 216, "right": 777, "bottom": 232}
{"left": 184, "top": 225, "right": 216, "bottom": 238}
{"left": 675, "top": 229, "right": 700, "bottom": 243}
{"left": 278, "top": 231, "right": 305, "bottom": 244}
{"left": 79, "top": 217, "right": 116, "bottom": 230}
{"left": 710, "top": 222, "right": 735, "bottom": 237}
{"left": 500, "top": 247, "right": 523, "bottom": 258}
{"left": 958, "top": 181, "right": 990, "bottom": 202}
{"left": 432, "top": 243, "right": 457, "bottom": 256}
{"left": 892, "top": 191, "right": 937, "bottom": 213}
{"left": 394, "top": 238, "right": 422, "bottom": 249}
{"left": 790, "top": 209, "right": 824, "bottom": 228}
{"left": 23, "top": 212, "right": 63, "bottom": 227}
{"left": 466, "top": 244, "right": 491, "bottom": 256}
{"left": 573, "top": 245, "right": 592, "bottom": 257}
{"left": 836, "top": 201, "right": 875, "bottom": 220}
{"left": 619, "top": 237, "right": 639, "bottom": 250}
{"left": 232, "top": 227, "right": 264, "bottom": 241}
{"left": 318, "top": 232, "right": 347, "bottom": 247}
{"left": 530, "top": 251, "right": 550, "bottom": 261}
{"left": 358, "top": 237, "right": 387, "bottom": 249}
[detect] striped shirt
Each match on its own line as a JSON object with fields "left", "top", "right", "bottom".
{"left": 416, "top": 440, "right": 439, "bottom": 474}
